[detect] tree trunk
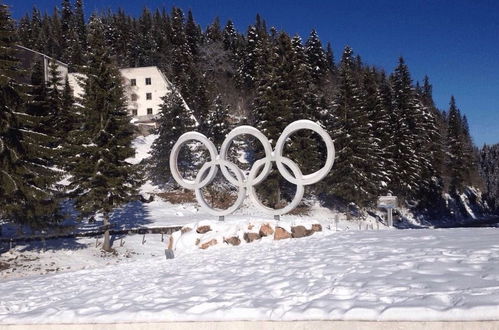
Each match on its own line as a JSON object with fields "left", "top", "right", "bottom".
{"left": 102, "top": 214, "right": 112, "bottom": 252}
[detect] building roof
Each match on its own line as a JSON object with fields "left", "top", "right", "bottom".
{"left": 15, "top": 45, "right": 69, "bottom": 68}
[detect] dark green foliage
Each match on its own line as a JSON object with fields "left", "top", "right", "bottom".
{"left": 206, "top": 17, "right": 223, "bottom": 44}
{"left": 446, "top": 96, "right": 477, "bottom": 193}
{"left": 0, "top": 3, "right": 60, "bottom": 227}
{"left": 389, "top": 57, "right": 425, "bottom": 199}
{"left": 68, "top": 17, "right": 141, "bottom": 248}
{"left": 207, "top": 95, "right": 230, "bottom": 146}
{"left": 149, "top": 89, "right": 195, "bottom": 185}
{"left": 305, "top": 29, "right": 328, "bottom": 83}
{"left": 327, "top": 46, "right": 377, "bottom": 206}
{"left": 480, "top": 144, "right": 499, "bottom": 213}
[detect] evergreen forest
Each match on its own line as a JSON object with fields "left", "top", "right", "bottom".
{"left": 1, "top": 0, "right": 498, "bottom": 240}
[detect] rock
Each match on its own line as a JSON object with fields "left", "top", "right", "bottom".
{"left": 200, "top": 239, "right": 217, "bottom": 249}
{"left": 274, "top": 227, "right": 292, "bottom": 240}
{"left": 224, "top": 236, "right": 241, "bottom": 246}
{"left": 196, "top": 225, "right": 211, "bottom": 234}
{"left": 291, "top": 225, "right": 312, "bottom": 238}
{"left": 244, "top": 232, "right": 261, "bottom": 243}
{"left": 259, "top": 223, "right": 274, "bottom": 237}
{"left": 248, "top": 224, "right": 254, "bottom": 230}
{"left": 181, "top": 227, "right": 192, "bottom": 234}
{"left": 311, "top": 224, "right": 322, "bottom": 232}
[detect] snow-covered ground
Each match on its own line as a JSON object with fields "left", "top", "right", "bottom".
{"left": 1, "top": 227, "right": 499, "bottom": 323}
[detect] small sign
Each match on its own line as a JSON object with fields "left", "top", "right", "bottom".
{"left": 378, "top": 195, "right": 398, "bottom": 209}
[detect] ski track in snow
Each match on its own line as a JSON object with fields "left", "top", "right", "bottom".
{"left": 1, "top": 228, "right": 499, "bottom": 323}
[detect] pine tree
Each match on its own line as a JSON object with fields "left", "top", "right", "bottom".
{"left": 207, "top": 95, "right": 230, "bottom": 146}
{"left": 237, "top": 25, "right": 260, "bottom": 89}
{"left": 222, "top": 20, "right": 237, "bottom": 52}
{"left": 389, "top": 57, "right": 426, "bottom": 200}
{"left": 194, "top": 77, "right": 211, "bottom": 134}
{"left": 17, "top": 14, "right": 32, "bottom": 47}
{"left": 73, "top": 0, "right": 86, "bottom": 53}
{"left": 287, "top": 35, "right": 322, "bottom": 174}
{"left": 325, "top": 41, "right": 335, "bottom": 73}
{"left": 361, "top": 68, "right": 391, "bottom": 195}
{"left": 305, "top": 29, "right": 328, "bottom": 83}
{"left": 446, "top": 96, "right": 478, "bottom": 194}
{"left": 136, "top": 8, "right": 158, "bottom": 66}
{"left": 185, "top": 10, "right": 201, "bottom": 57}
{"left": 0, "top": 4, "right": 60, "bottom": 227}
{"left": 169, "top": 7, "right": 197, "bottom": 109}
{"left": 328, "top": 46, "right": 376, "bottom": 206}
{"left": 206, "top": 17, "right": 223, "bottom": 43}
{"left": 149, "top": 89, "right": 195, "bottom": 185}
{"left": 480, "top": 144, "right": 499, "bottom": 213}
{"left": 30, "top": 7, "right": 43, "bottom": 52}
{"left": 60, "top": 0, "right": 73, "bottom": 62}
{"left": 68, "top": 17, "right": 141, "bottom": 251}
{"left": 415, "top": 76, "right": 446, "bottom": 212}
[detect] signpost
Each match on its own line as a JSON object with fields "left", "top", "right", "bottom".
{"left": 377, "top": 194, "right": 398, "bottom": 227}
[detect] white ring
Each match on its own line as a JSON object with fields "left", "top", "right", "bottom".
{"left": 219, "top": 126, "right": 273, "bottom": 187}
{"left": 247, "top": 157, "right": 305, "bottom": 216}
{"left": 274, "top": 120, "right": 335, "bottom": 186}
{"left": 169, "top": 132, "right": 218, "bottom": 190}
{"left": 169, "top": 120, "right": 334, "bottom": 217}
{"left": 194, "top": 159, "right": 247, "bottom": 216}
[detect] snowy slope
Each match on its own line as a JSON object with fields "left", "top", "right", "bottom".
{"left": 1, "top": 228, "right": 499, "bottom": 323}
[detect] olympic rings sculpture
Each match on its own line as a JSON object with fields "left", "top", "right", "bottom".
{"left": 169, "top": 120, "right": 335, "bottom": 216}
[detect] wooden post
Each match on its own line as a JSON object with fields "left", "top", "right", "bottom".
{"left": 102, "top": 214, "right": 112, "bottom": 252}
{"left": 388, "top": 208, "right": 393, "bottom": 227}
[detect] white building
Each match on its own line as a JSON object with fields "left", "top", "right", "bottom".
{"left": 69, "top": 66, "right": 176, "bottom": 122}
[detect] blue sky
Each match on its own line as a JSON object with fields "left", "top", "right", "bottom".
{"left": 9, "top": 0, "right": 499, "bottom": 145}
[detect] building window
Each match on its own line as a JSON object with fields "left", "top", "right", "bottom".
{"left": 147, "top": 108, "right": 153, "bottom": 115}
{"left": 132, "top": 109, "right": 138, "bottom": 116}
{"left": 146, "top": 93, "right": 152, "bottom": 100}
{"left": 130, "top": 79, "right": 136, "bottom": 86}
{"left": 145, "top": 77, "right": 151, "bottom": 85}
{"left": 131, "top": 94, "right": 138, "bottom": 101}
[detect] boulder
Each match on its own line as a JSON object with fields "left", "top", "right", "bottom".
{"left": 311, "top": 224, "right": 322, "bottom": 232}
{"left": 196, "top": 225, "right": 211, "bottom": 234}
{"left": 200, "top": 239, "right": 217, "bottom": 249}
{"left": 259, "top": 223, "right": 274, "bottom": 237}
{"left": 274, "top": 227, "right": 292, "bottom": 240}
{"left": 224, "top": 236, "right": 241, "bottom": 246}
{"left": 244, "top": 232, "right": 261, "bottom": 243}
{"left": 291, "top": 225, "right": 312, "bottom": 238}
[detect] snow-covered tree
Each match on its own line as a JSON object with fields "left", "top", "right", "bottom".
{"left": 327, "top": 46, "right": 376, "bottom": 206}
{"left": 149, "top": 89, "right": 195, "bottom": 185}
{"left": 207, "top": 95, "right": 230, "bottom": 146}
{"left": 305, "top": 29, "right": 328, "bottom": 83}
{"left": 68, "top": 17, "right": 141, "bottom": 251}
{"left": 0, "top": 4, "right": 60, "bottom": 228}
